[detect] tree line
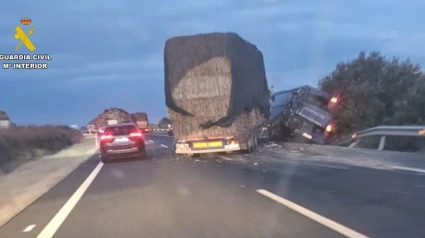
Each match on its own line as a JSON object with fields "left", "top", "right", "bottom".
{"left": 318, "top": 51, "right": 425, "bottom": 151}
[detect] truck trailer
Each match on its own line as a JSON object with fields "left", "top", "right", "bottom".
{"left": 164, "top": 32, "right": 270, "bottom": 155}
{"left": 131, "top": 113, "right": 149, "bottom": 133}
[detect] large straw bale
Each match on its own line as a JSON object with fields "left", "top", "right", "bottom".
{"left": 164, "top": 32, "right": 269, "bottom": 140}
{"left": 130, "top": 112, "right": 148, "bottom": 122}
{"left": 89, "top": 108, "right": 131, "bottom": 129}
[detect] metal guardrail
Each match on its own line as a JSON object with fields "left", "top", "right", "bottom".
{"left": 331, "top": 126, "right": 425, "bottom": 150}
{"left": 146, "top": 128, "right": 170, "bottom": 135}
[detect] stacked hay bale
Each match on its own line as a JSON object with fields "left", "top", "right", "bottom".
{"left": 164, "top": 32, "right": 270, "bottom": 140}
{"left": 89, "top": 108, "right": 132, "bottom": 129}
{"left": 131, "top": 112, "right": 149, "bottom": 130}
{"left": 130, "top": 112, "right": 148, "bottom": 123}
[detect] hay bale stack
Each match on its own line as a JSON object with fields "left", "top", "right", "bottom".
{"left": 89, "top": 108, "right": 131, "bottom": 129}
{"left": 130, "top": 113, "right": 148, "bottom": 122}
{"left": 164, "top": 32, "right": 270, "bottom": 140}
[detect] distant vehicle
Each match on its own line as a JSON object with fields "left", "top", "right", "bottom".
{"left": 98, "top": 123, "right": 146, "bottom": 163}
{"left": 131, "top": 113, "right": 149, "bottom": 133}
{"left": 269, "top": 85, "right": 334, "bottom": 144}
{"left": 136, "top": 120, "right": 149, "bottom": 133}
{"left": 87, "top": 124, "right": 96, "bottom": 134}
{"left": 167, "top": 127, "right": 173, "bottom": 136}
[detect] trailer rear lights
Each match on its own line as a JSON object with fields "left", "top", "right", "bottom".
{"left": 178, "top": 143, "right": 189, "bottom": 148}
{"left": 229, "top": 139, "right": 239, "bottom": 145}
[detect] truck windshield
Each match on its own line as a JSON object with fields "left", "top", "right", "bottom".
{"left": 306, "top": 94, "right": 329, "bottom": 111}
{"left": 271, "top": 92, "right": 292, "bottom": 107}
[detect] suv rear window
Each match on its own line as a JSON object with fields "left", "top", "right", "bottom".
{"left": 105, "top": 125, "right": 137, "bottom": 136}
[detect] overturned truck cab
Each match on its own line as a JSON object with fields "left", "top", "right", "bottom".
{"left": 269, "top": 85, "right": 334, "bottom": 144}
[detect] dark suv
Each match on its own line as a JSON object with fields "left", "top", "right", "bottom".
{"left": 99, "top": 123, "right": 146, "bottom": 163}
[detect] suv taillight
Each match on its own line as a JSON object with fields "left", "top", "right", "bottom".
{"left": 100, "top": 134, "right": 114, "bottom": 143}
{"left": 129, "top": 131, "right": 143, "bottom": 141}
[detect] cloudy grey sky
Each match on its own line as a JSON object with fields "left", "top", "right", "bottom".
{"left": 1, "top": 0, "right": 424, "bottom": 126}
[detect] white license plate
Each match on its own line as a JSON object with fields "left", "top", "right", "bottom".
{"left": 115, "top": 137, "right": 129, "bottom": 142}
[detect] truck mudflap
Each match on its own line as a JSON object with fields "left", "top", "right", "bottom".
{"left": 175, "top": 137, "right": 241, "bottom": 154}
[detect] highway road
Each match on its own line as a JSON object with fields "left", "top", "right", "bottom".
{"left": 1, "top": 134, "right": 424, "bottom": 238}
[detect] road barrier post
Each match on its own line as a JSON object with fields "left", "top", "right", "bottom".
{"left": 378, "top": 135, "right": 386, "bottom": 151}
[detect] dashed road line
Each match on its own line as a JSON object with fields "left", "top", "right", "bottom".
{"left": 390, "top": 166, "right": 425, "bottom": 174}
{"left": 23, "top": 224, "right": 36, "bottom": 232}
{"left": 37, "top": 162, "right": 104, "bottom": 238}
{"left": 161, "top": 144, "right": 169, "bottom": 148}
{"left": 149, "top": 140, "right": 154, "bottom": 143}
{"left": 257, "top": 189, "right": 369, "bottom": 238}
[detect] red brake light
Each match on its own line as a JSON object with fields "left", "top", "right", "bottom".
{"left": 129, "top": 130, "right": 143, "bottom": 141}
{"left": 130, "top": 132, "right": 143, "bottom": 137}
{"left": 100, "top": 134, "right": 114, "bottom": 143}
{"left": 100, "top": 134, "right": 113, "bottom": 140}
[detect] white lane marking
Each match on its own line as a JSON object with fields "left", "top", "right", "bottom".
{"left": 390, "top": 166, "right": 425, "bottom": 174}
{"left": 149, "top": 140, "right": 154, "bottom": 143}
{"left": 161, "top": 144, "right": 169, "bottom": 148}
{"left": 257, "top": 189, "right": 369, "bottom": 238}
{"left": 23, "top": 224, "right": 36, "bottom": 232}
{"left": 219, "top": 155, "right": 233, "bottom": 161}
{"left": 37, "top": 162, "right": 104, "bottom": 238}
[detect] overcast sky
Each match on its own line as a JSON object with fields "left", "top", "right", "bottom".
{"left": 1, "top": 0, "right": 424, "bottom": 126}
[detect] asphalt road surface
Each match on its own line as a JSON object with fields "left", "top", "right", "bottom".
{"left": 1, "top": 134, "right": 424, "bottom": 238}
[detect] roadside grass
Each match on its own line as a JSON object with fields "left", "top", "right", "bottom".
{"left": 0, "top": 125, "right": 83, "bottom": 173}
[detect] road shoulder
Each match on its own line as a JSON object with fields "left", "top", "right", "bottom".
{"left": 0, "top": 137, "right": 97, "bottom": 228}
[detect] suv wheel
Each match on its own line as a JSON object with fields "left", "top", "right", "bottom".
{"left": 138, "top": 150, "right": 147, "bottom": 160}
{"left": 100, "top": 150, "right": 110, "bottom": 163}
{"left": 101, "top": 155, "right": 110, "bottom": 163}
{"left": 138, "top": 142, "right": 146, "bottom": 160}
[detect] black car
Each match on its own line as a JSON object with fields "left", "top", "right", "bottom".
{"left": 99, "top": 123, "right": 146, "bottom": 163}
